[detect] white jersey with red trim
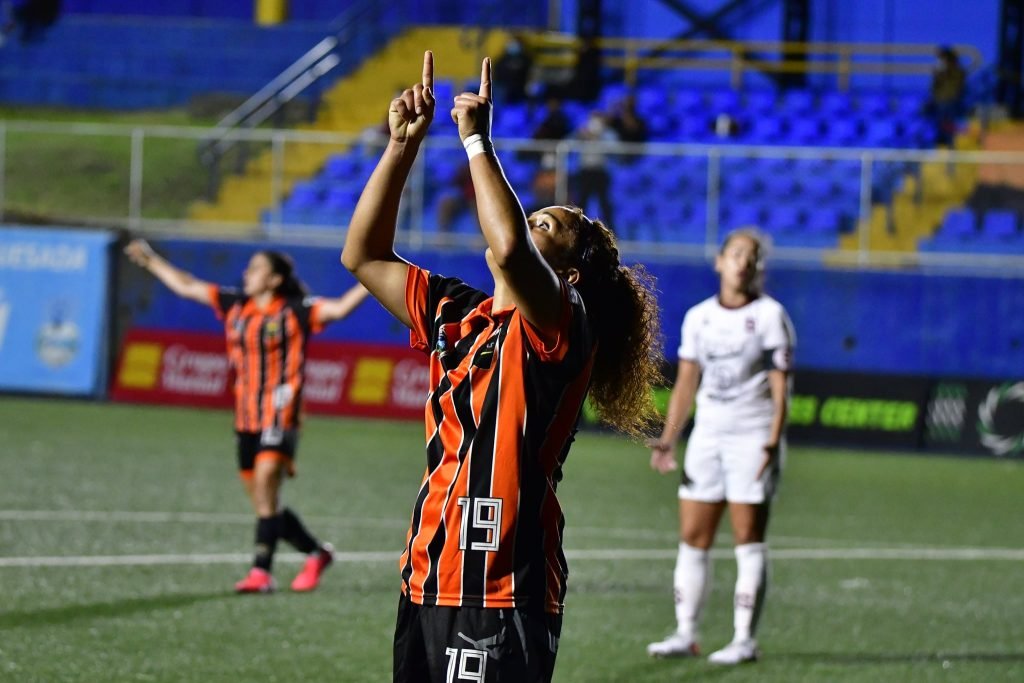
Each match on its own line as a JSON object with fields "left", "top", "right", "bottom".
{"left": 678, "top": 295, "right": 795, "bottom": 430}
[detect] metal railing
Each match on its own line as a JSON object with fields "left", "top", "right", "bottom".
{"left": 197, "top": 0, "right": 387, "bottom": 198}
{"left": 526, "top": 35, "right": 983, "bottom": 90}
{"left": 2, "top": 119, "right": 1023, "bottom": 273}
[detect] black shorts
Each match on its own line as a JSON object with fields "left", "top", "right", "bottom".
{"left": 393, "top": 594, "right": 561, "bottom": 683}
{"left": 235, "top": 429, "right": 298, "bottom": 476}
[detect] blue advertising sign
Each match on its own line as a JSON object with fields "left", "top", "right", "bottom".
{"left": 0, "top": 226, "right": 114, "bottom": 396}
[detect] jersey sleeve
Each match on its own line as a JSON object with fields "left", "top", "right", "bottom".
{"left": 209, "top": 286, "right": 245, "bottom": 320}
{"left": 762, "top": 302, "right": 796, "bottom": 371}
{"left": 518, "top": 280, "right": 591, "bottom": 365}
{"left": 405, "top": 265, "right": 487, "bottom": 353}
{"left": 291, "top": 296, "right": 324, "bottom": 335}
{"left": 677, "top": 308, "right": 699, "bottom": 361}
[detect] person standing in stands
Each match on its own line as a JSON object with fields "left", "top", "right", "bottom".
{"left": 927, "top": 46, "right": 966, "bottom": 146}
{"left": 646, "top": 228, "right": 795, "bottom": 665}
{"left": 609, "top": 92, "right": 650, "bottom": 145}
{"left": 572, "top": 110, "right": 618, "bottom": 227}
{"left": 342, "top": 51, "right": 663, "bottom": 682}
{"left": 124, "top": 239, "right": 369, "bottom": 593}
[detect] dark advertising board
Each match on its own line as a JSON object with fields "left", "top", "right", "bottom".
{"left": 786, "top": 371, "right": 932, "bottom": 449}
{"left": 924, "top": 379, "right": 1024, "bottom": 457}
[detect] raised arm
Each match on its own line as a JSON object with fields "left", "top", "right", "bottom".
{"left": 451, "top": 58, "right": 564, "bottom": 332}
{"left": 124, "top": 238, "right": 213, "bottom": 306}
{"left": 341, "top": 51, "right": 436, "bottom": 329}
{"left": 315, "top": 282, "right": 370, "bottom": 325}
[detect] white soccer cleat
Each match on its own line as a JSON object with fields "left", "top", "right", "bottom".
{"left": 707, "top": 638, "right": 760, "bottom": 665}
{"left": 646, "top": 632, "right": 700, "bottom": 658}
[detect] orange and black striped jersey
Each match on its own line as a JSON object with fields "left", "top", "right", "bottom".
{"left": 208, "top": 285, "right": 324, "bottom": 433}
{"left": 400, "top": 266, "right": 596, "bottom": 615}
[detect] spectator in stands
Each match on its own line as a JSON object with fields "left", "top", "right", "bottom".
{"left": 928, "top": 46, "right": 966, "bottom": 146}
{"left": 524, "top": 96, "right": 573, "bottom": 193}
{"left": 533, "top": 96, "right": 573, "bottom": 142}
{"left": 609, "top": 92, "right": 650, "bottom": 145}
{"left": 124, "top": 239, "right": 369, "bottom": 595}
{"left": 343, "top": 51, "right": 662, "bottom": 682}
{"left": 570, "top": 37, "right": 604, "bottom": 103}
{"left": 1, "top": 0, "right": 60, "bottom": 44}
{"left": 493, "top": 34, "right": 535, "bottom": 105}
{"left": 572, "top": 110, "right": 618, "bottom": 227}
{"left": 646, "top": 228, "right": 795, "bottom": 667}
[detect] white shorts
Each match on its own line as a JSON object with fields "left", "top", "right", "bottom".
{"left": 677, "top": 424, "right": 784, "bottom": 504}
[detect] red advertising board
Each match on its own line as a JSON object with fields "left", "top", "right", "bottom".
{"left": 111, "top": 328, "right": 429, "bottom": 421}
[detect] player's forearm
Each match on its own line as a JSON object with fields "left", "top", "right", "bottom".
{"left": 145, "top": 256, "right": 201, "bottom": 298}
{"left": 342, "top": 140, "right": 418, "bottom": 273}
{"left": 318, "top": 283, "right": 370, "bottom": 323}
{"left": 468, "top": 152, "right": 530, "bottom": 267}
{"left": 768, "top": 397, "right": 787, "bottom": 445}
{"left": 660, "top": 388, "right": 695, "bottom": 446}
{"left": 767, "top": 372, "right": 789, "bottom": 444}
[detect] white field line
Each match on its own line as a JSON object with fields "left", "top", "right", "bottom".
{"left": 2, "top": 547, "right": 1024, "bottom": 568}
{"left": 0, "top": 509, "right": 996, "bottom": 551}
{"left": 0, "top": 509, "right": 406, "bottom": 528}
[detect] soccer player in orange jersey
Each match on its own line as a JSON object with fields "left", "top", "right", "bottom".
{"left": 646, "top": 229, "right": 796, "bottom": 665}
{"left": 342, "top": 52, "right": 663, "bottom": 682}
{"left": 125, "top": 240, "right": 368, "bottom": 593}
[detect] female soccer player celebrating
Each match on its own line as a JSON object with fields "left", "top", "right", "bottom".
{"left": 342, "top": 52, "right": 662, "bottom": 682}
{"left": 125, "top": 240, "right": 368, "bottom": 593}
{"left": 645, "top": 228, "right": 795, "bottom": 665}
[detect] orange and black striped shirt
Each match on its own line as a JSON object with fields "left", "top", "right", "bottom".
{"left": 401, "top": 266, "right": 596, "bottom": 615}
{"left": 209, "top": 286, "right": 323, "bottom": 433}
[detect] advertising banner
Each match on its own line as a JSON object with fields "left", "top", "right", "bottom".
{"left": 786, "top": 371, "right": 932, "bottom": 449}
{"left": 924, "top": 379, "right": 1024, "bottom": 457}
{"left": 0, "top": 226, "right": 114, "bottom": 396}
{"left": 111, "top": 329, "right": 431, "bottom": 420}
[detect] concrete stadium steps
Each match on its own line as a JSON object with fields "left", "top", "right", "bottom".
{"left": 832, "top": 125, "right": 982, "bottom": 256}
{"left": 188, "top": 27, "right": 510, "bottom": 224}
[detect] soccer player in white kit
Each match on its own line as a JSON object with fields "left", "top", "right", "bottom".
{"left": 646, "top": 228, "right": 795, "bottom": 665}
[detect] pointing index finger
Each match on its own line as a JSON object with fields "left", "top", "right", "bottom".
{"left": 478, "top": 57, "right": 491, "bottom": 101}
{"left": 422, "top": 50, "right": 433, "bottom": 91}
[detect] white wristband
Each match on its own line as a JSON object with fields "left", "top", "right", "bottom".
{"left": 462, "top": 133, "right": 493, "bottom": 160}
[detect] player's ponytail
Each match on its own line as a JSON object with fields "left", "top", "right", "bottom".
{"left": 261, "top": 250, "right": 310, "bottom": 299}
{"left": 564, "top": 208, "right": 662, "bottom": 438}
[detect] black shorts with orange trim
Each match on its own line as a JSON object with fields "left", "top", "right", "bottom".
{"left": 236, "top": 430, "right": 298, "bottom": 477}
{"left": 393, "top": 593, "right": 561, "bottom": 683}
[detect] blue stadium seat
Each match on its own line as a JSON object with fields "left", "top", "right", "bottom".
{"left": 822, "top": 117, "right": 862, "bottom": 147}
{"left": 762, "top": 174, "right": 799, "bottom": 198}
{"left": 674, "top": 90, "right": 705, "bottom": 115}
{"left": 721, "top": 171, "right": 761, "bottom": 199}
{"left": 857, "top": 92, "right": 891, "bottom": 116}
{"left": 708, "top": 90, "right": 741, "bottom": 115}
{"left": 680, "top": 114, "right": 712, "bottom": 141}
{"left": 745, "top": 91, "right": 777, "bottom": 114}
{"left": 980, "top": 210, "right": 1019, "bottom": 240}
{"left": 722, "top": 203, "right": 763, "bottom": 230}
{"left": 780, "top": 89, "right": 816, "bottom": 115}
{"left": 805, "top": 206, "right": 843, "bottom": 233}
{"left": 763, "top": 205, "right": 802, "bottom": 233}
{"left": 786, "top": 117, "right": 824, "bottom": 145}
{"left": 936, "top": 208, "right": 978, "bottom": 240}
{"left": 820, "top": 92, "right": 853, "bottom": 116}
{"left": 746, "top": 116, "right": 785, "bottom": 144}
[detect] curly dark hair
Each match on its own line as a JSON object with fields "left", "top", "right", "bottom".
{"left": 558, "top": 207, "right": 663, "bottom": 438}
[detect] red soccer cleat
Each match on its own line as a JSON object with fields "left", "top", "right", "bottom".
{"left": 234, "top": 567, "right": 276, "bottom": 594}
{"left": 290, "top": 543, "right": 334, "bottom": 592}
